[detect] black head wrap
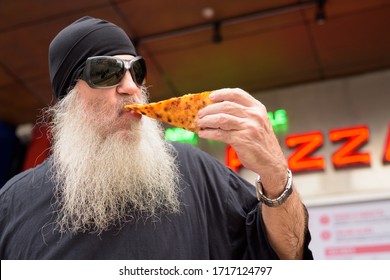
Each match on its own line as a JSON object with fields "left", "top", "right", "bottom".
{"left": 48, "top": 16, "right": 137, "bottom": 100}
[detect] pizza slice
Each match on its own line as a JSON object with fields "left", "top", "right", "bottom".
{"left": 124, "top": 91, "right": 214, "bottom": 133}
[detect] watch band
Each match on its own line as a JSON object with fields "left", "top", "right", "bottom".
{"left": 255, "top": 169, "right": 293, "bottom": 207}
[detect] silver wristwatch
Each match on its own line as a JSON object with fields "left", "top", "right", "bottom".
{"left": 255, "top": 169, "right": 293, "bottom": 207}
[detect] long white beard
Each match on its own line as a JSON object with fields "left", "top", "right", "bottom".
{"left": 48, "top": 88, "right": 180, "bottom": 234}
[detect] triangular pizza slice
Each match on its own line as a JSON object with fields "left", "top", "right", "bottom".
{"left": 124, "top": 91, "right": 214, "bottom": 133}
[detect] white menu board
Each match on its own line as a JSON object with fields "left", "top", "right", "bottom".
{"left": 308, "top": 199, "right": 390, "bottom": 259}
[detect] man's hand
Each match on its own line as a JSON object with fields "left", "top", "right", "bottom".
{"left": 198, "top": 88, "right": 288, "bottom": 197}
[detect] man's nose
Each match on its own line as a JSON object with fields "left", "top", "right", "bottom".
{"left": 117, "top": 71, "right": 140, "bottom": 96}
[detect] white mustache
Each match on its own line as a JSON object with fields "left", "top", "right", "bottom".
{"left": 117, "top": 97, "right": 141, "bottom": 115}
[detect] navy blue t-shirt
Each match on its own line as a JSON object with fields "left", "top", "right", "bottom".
{"left": 0, "top": 142, "right": 313, "bottom": 259}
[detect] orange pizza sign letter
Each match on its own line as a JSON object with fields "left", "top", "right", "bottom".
{"left": 285, "top": 131, "right": 325, "bottom": 172}
{"left": 329, "top": 125, "right": 371, "bottom": 168}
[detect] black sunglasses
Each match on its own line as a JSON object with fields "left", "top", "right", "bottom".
{"left": 81, "top": 56, "right": 147, "bottom": 88}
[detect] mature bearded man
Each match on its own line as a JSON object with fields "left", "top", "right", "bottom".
{"left": 0, "top": 16, "right": 313, "bottom": 260}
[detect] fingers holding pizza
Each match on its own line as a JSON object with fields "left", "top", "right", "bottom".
{"left": 197, "top": 88, "right": 288, "bottom": 186}
{"left": 198, "top": 88, "right": 271, "bottom": 133}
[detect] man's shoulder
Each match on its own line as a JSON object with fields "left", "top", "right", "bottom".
{"left": 170, "top": 141, "right": 218, "bottom": 161}
{"left": 170, "top": 141, "right": 201, "bottom": 152}
{"left": 0, "top": 157, "right": 52, "bottom": 196}
{"left": 169, "top": 141, "right": 233, "bottom": 183}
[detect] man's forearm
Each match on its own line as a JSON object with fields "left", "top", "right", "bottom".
{"left": 261, "top": 188, "right": 308, "bottom": 259}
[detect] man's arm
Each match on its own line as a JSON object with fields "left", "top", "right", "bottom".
{"left": 261, "top": 186, "right": 308, "bottom": 259}
{"left": 198, "top": 88, "right": 308, "bottom": 259}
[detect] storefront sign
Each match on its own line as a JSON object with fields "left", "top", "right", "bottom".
{"left": 226, "top": 124, "right": 390, "bottom": 173}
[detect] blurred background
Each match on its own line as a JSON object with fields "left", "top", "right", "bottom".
{"left": 1, "top": 0, "right": 390, "bottom": 259}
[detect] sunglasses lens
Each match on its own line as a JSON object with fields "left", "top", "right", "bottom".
{"left": 131, "top": 58, "right": 147, "bottom": 86}
{"left": 88, "top": 58, "right": 124, "bottom": 87}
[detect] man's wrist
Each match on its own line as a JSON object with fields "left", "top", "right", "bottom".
{"left": 255, "top": 169, "right": 293, "bottom": 207}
